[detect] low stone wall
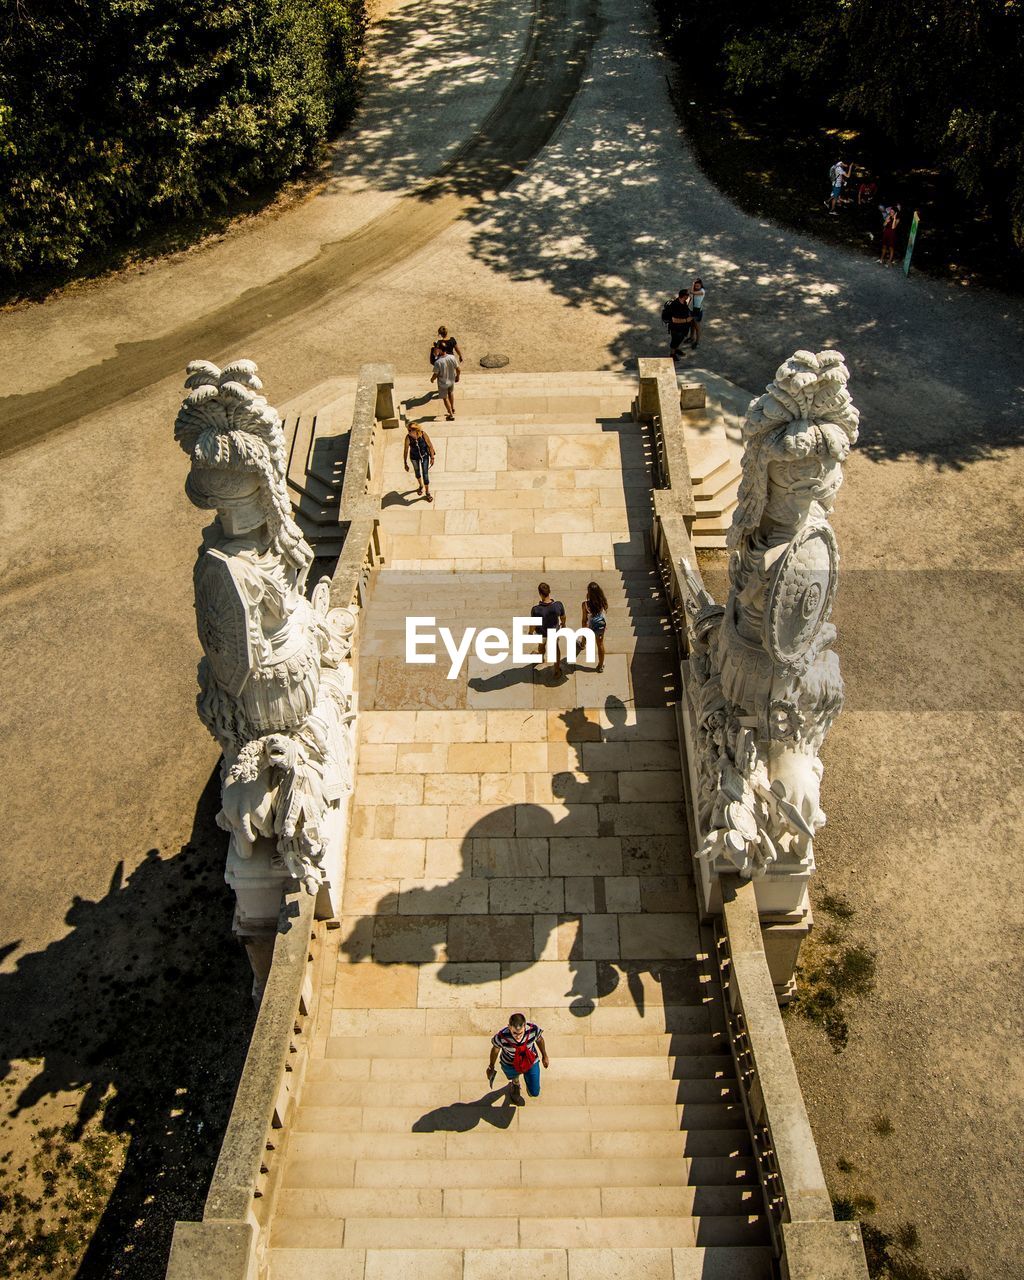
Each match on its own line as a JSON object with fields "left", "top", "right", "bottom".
{"left": 165, "top": 890, "right": 317, "bottom": 1280}
{"left": 164, "top": 364, "right": 395, "bottom": 1280}
{"left": 638, "top": 359, "right": 869, "bottom": 1280}
{"left": 720, "top": 878, "right": 868, "bottom": 1280}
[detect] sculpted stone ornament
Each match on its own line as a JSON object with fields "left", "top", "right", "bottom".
{"left": 175, "top": 360, "right": 356, "bottom": 908}
{"left": 681, "top": 350, "right": 858, "bottom": 923}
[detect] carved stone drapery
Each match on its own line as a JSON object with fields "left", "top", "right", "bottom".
{"left": 680, "top": 350, "right": 858, "bottom": 915}
{"left": 175, "top": 360, "right": 356, "bottom": 899}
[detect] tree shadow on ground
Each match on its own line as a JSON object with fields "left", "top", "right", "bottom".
{"left": 452, "top": 0, "right": 1024, "bottom": 471}
{"left": 0, "top": 769, "right": 254, "bottom": 1279}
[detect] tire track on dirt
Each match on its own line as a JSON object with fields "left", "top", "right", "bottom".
{"left": 0, "top": 0, "right": 601, "bottom": 459}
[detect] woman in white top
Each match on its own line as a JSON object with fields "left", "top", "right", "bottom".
{"left": 690, "top": 279, "right": 705, "bottom": 349}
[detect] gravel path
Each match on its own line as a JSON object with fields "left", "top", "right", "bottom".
{"left": 1, "top": 0, "right": 1022, "bottom": 1275}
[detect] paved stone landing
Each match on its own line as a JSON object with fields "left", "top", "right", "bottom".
{"left": 267, "top": 377, "right": 771, "bottom": 1280}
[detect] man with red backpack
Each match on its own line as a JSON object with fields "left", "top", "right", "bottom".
{"left": 487, "top": 1012, "right": 549, "bottom": 1105}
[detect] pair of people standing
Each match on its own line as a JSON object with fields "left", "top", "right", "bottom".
{"left": 530, "top": 581, "right": 608, "bottom": 677}
{"left": 665, "top": 279, "right": 705, "bottom": 357}
{"left": 429, "top": 324, "right": 462, "bottom": 420}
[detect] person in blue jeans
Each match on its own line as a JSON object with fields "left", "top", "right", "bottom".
{"left": 487, "top": 1013, "right": 549, "bottom": 1105}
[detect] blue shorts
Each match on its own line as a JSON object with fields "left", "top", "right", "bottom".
{"left": 501, "top": 1058, "right": 541, "bottom": 1097}
{"left": 831, "top": 184, "right": 843, "bottom": 199}
{"left": 411, "top": 454, "right": 430, "bottom": 484}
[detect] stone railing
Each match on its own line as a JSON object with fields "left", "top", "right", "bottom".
{"left": 329, "top": 361, "right": 393, "bottom": 612}
{"left": 165, "top": 365, "right": 396, "bottom": 1280}
{"left": 165, "top": 889, "right": 318, "bottom": 1280}
{"left": 719, "top": 877, "right": 869, "bottom": 1279}
{"left": 639, "top": 359, "right": 869, "bottom": 1279}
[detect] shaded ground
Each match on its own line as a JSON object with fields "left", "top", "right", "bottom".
{"left": 670, "top": 76, "right": 1024, "bottom": 293}
{"left": 0, "top": 0, "right": 1022, "bottom": 1276}
{"left": 0, "top": 775, "right": 254, "bottom": 1278}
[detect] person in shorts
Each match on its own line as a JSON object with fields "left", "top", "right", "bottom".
{"left": 576, "top": 580, "right": 608, "bottom": 672}
{"left": 828, "top": 158, "right": 853, "bottom": 214}
{"left": 431, "top": 347, "right": 459, "bottom": 419}
{"left": 487, "top": 1012, "right": 549, "bottom": 1105}
{"left": 530, "top": 582, "right": 566, "bottom": 677}
{"left": 403, "top": 421, "right": 435, "bottom": 502}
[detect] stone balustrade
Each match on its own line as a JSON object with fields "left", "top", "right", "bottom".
{"left": 165, "top": 889, "right": 317, "bottom": 1280}
{"left": 638, "top": 359, "right": 869, "bottom": 1280}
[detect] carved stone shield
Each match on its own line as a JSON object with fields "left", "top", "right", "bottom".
{"left": 193, "top": 549, "right": 254, "bottom": 697}
{"left": 763, "top": 524, "right": 838, "bottom": 665}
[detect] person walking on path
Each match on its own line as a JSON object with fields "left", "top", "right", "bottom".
{"left": 880, "top": 203, "right": 901, "bottom": 266}
{"left": 665, "top": 288, "right": 692, "bottom": 358}
{"left": 487, "top": 1013, "right": 549, "bottom": 1105}
{"left": 576, "top": 580, "right": 608, "bottom": 672}
{"left": 431, "top": 346, "right": 460, "bottom": 419}
{"left": 689, "top": 278, "right": 705, "bottom": 348}
{"left": 403, "top": 421, "right": 436, "bottom": 501}
{"left": 828, "top": 157, "right": 854, "bottom": 214}
{"left": 437, "top": 325, "right": 463, "bottom": 364}
{"left": 530, "top": 582, "right": 566, "bottom": 677}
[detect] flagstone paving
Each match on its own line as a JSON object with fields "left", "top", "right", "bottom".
{"left": 267, "top": 380, "right": 772, "bottom": 1279}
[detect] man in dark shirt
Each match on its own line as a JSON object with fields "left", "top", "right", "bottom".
{"left": 668, "top": 289, "right": 692, "bottom": 358}
{"left": 530, "top": 582, "right": 566, "bottom": 677}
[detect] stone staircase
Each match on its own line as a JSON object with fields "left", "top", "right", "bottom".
{"left": 266, "top": 374, "right": 772, "bottom": 1280}
{"left": 279, "top": 379, "right": 358, "bottom": 565}
{"left": 676, "top": 371, "right": 746, "bottom": 550}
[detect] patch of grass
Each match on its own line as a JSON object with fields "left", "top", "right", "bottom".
{"left": 792, "top": 883, "right": 876, "bottom": 1051}
{"left": 858, "top": 1220, "right": 970, "bottom": 1280}
{"left": 836, "top": 1156, "right": 856, "bottom": 1174}
{"left": 820, "top": 891, "right": 856, "bottom": 921}
{"left": 873, "top": 1111, "right": 895, "bottom": 1137}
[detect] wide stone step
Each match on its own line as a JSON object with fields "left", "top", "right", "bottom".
{"left": 294, "top": 1104, "right": 745, "bottom": 1139}
{"left": 322, "top": 1032, "right": 725, "bottom": 1059}
{"left": 327, "top": 1004, "right": 713, "bottom": 1037}
{"left": 291, "top": 1098, "right": 739, "bottom": 1134}
{"left": 275, "top": 1183, "right": 761, "bottom": 1221}
{"left": 271, "top": 1214, "right": 762, "bottom": 1250}
{"left": 295, "top": 1070, "right": 721, "bottom": 1111}
{"left": 267, "top": 1244, "right": 775, "bottom": 1280}
{"left": 283, "top": 1154, "right": 720, "bottom": 1190}
{"left": 285, "top": 1123, "right": 749, "bottom": 1167}
{"left": 298, "top": 1075, "right": 736, "bottom": 1110}
{"left": 312, "top": 1055, "right": 732, "bottom": 1084}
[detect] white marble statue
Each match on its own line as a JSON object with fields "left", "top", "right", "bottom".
{"left": 175, "top": 359, "right": 356, "bottom": 894}
{"left": 682, "top": 349, "right": 859, "bottom": 888}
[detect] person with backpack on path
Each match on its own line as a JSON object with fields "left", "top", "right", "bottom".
{"left": 487, "top": 1012, "right": 549, "bottom": 1105}
{"left": 828, "top": 157, "right": 854, "bottom": 214}
{"left": 663, "top": 288, "right": 692, "bottom": 358}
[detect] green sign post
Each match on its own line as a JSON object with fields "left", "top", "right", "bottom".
{"left": 903, "top": 210, "right": 921, "bottom": 277}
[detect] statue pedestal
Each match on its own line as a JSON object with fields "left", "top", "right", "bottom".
{"left": 226, "top": 791, "right": 353, "bottom": 996}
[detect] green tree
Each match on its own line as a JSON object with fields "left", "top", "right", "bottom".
{"left": 0, "top": 0, "right": 367, "bottom": 280}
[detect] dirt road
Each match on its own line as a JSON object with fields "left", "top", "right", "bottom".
{"left": 1, "top": 0, "right": 1022, "bottom": 1275}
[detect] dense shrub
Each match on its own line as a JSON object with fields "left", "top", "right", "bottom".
{"left": 0, "top": 0, "right": 366, "bottom": 280}
{"left": 654, "top": 0, "right": 1024, "bottom": 254}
